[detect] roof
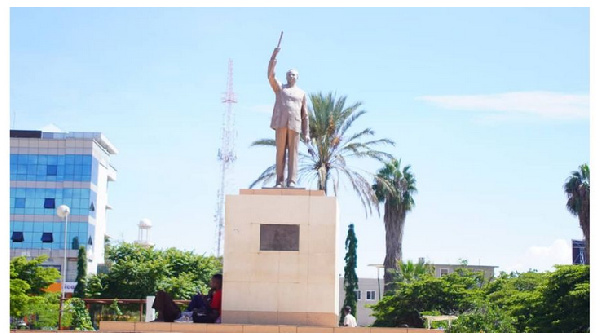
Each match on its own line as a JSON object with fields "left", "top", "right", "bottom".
{"left": 10, "top": 129, "right": 118, "bottom": 155}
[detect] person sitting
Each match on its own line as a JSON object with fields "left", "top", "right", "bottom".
{"left": 192, "top": 273, "right": 222, "bottom": 324}
{"left": 185, "top": 291, "right": 209, "bottom": 313}
{"left": 152, "top": 290, "right": 181, "bottom": 322}
{"left": 343, "top": 306, "right": 357, "bottom": 327}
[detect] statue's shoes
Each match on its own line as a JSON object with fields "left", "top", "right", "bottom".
{"left": 287, "top": 181, "right": 296, "bottom": 188}
{"left": 274, "top": 183, "right": 283, "bottom": 188}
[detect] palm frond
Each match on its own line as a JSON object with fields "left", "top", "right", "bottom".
{"left": 342, "top": 128, "right": 375, "bottom": 145}
{"left": 339, "top": 109, "right": 367, "bottom": 137}
{"left": 249, "top": 91, "right": 394, "bottom": 216}
{"left": 372, "top": 158, "right": 417, "bottom": 210}
{"left": 563, "top": 163, "right": 590, "bottom": 216}
{"left": 337, "top": 168, "right": 379, "bottom": 217}
{"left": 250, "top": 139, "right": 277, "bottom": 147}
{"left": 249, "top": 164, "right": 277, "bottom": 189}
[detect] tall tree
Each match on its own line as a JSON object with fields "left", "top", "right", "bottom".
{"left": 73, "top": 246, "right": 87, "bottom": 298}
{"left": 340, "top": 223, "right": 359, "bottom": 325}
{"left": 250, "top": 92, "right": 394, "bottom": 215}
{"left": 563, "top": 164, "right": 590, "bottom": 264}
{"left": 372, "top": 158, "right": 417, "bottom": 293}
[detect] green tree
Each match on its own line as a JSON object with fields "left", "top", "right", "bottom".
{"left": 372, "top": 158, "right": 417, "bottom": 293}
{"left": 10, "top": 277, "right": 30, "bottom": 320}
{"left": 108, "top": 299, "right": 123, "bottom": 321}
{"left": 448, "top": 301, "right": 516, "bottom": 333}
{"left": 87, "top": 242, "right": 222, "bottom": 299}
{"left": 73, "top": 246, "right": 88, "bottom": 298}
{"left": 10, "top": 255, "right": 61, "bottom": 320}
{"left": 340, "top": 223, "right": 359, "bottom": 325}
{"left": 10, "top": 255, "right": 61, "bottom": 296}
{"left": 394, "top": 259, "right": 433, "bottom": 283}
{"left": 85, "top": 275, "right": 104, "bottom": 298}
{"left": 250, "top": 92, "right": 394, "bottom": 215}
{"left": 100, "top": 243, "right": 164, "bottom": 299}
{"left": 26, "top": 293, "right": 61, "bottom": 330}
{"left": 483, "top": 270, "right": 546, "bottom": 332}
{"left": 371, "top": 267, "right": 483, "bottom": 328}
{"left": 528, "top": 265, "right": 590, "bottom": 333}
{"left": 564, "top": 164, "right": 590, "bottom": 264}
{"left": 371, "top": 264, "right": 590, "bottom": 332}
{"left": 65, "top": 298, "right": 94, "bottom": 330}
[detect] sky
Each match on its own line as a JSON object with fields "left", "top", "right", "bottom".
{"left": 5, "top": 6, "right": 595, "bottom": 279}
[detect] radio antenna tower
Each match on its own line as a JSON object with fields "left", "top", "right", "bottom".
{"left": 214, "top": 59, "right": 237, "bottom": 257}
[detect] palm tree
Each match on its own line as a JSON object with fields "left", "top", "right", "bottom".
{"left": 250, "top": 92, "right": 394, "bottom": 215}
{"left": 563, "top": 164, "right": 590, "bottom": 264}
{"left": 372, "top": 158, "right": 417, "bottom": 293}
{"left": 393, "top": 259, "right": 433, "bottom": 283}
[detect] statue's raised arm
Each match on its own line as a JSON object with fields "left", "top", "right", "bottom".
{"left": 268, "top": 32, "right": 283, "bottom": 92}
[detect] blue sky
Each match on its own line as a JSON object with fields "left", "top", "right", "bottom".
{"left": 7, "top": 7, "right": 592, "bottom": 278}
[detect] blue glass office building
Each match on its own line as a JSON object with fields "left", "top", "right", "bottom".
{"left": 9, "top": 130, "right": 118, "bottom": 283}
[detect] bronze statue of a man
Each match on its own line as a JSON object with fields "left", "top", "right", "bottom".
{"left": 268, "top": 42, "right": 310, "bottom": 188}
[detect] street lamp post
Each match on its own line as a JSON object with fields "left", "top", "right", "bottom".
{"left": 56, "top": 205, "right": 70, "bottom": 330}
{"left": 367, "top": 264, "right": 384, "bottom": 301}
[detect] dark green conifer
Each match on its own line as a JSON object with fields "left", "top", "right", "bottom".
{"left": 340, "top": 223, "right": 358, "bottom": 325}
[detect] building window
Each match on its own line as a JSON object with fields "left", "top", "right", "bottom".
{"left": 43, "top": 198, "right": 55, "bottom": 209}
{"left": 354, "top": 290, "right": 361, "bottom": 300}
{"left": 440, "top": 268, "right": 450, "bottom": 276}
{"left": 41, "top": 232, "right": 54, "bottom": 243}
{"left": 89, "top": 202, "right": 95, "bottom": 212}
{"left": 12, "top": 232, "right": 24, "bottom": 242}
{"left": 366, "top": 290, "right": 376, "bottom": 300}
{"left": 88, "top": 236, "right": 93, "bottom": 246}
{"left": 15, "top": 198, "right": 26, "bottom": 208}
{"left": 47, "top": 165, "right": 58, "bottom": 176}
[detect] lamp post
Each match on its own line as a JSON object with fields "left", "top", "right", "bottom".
{"left": 56, "top": 205, "right": 70, "bottom": 330}
{"left": 367, "top": 264, "right": 384, "bottom": 301}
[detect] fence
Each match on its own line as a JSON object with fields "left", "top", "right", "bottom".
{"left": 82, "top": 298, "right": 190, "bottom": 324}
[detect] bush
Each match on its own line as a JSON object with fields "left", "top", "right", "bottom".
{"left": 65, "top": 298, "right": 94, "bottom": 330}
{"left": 448, "top": 302, "right": 516, "bottom": 333}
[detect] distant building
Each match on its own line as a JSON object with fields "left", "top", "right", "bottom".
{"left": 339, "top": 262, "right": 497, "bottom": 326}
{"left": 431, "top": 263, "right": 497, "bottom": 280}
{"left": 9, "top": 130, "right": 118, "bottom": 293}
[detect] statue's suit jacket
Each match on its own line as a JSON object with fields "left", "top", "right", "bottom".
{"left": 269, "top": 76, "right": 309, "bottom": 138}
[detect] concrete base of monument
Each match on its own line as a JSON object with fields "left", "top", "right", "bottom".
{"left": 223, "top": 189, "right": 338, "bottom": 327}
{"left": 222, "top": 310, "right": 337, "bottom": 327}
{"left": 261, "top": 186, "right": 307, "bottom": 189}
{"left": 98, "top": 321, "right": 446, "bottom": 333}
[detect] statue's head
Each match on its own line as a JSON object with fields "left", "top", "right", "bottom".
{"left": 286, "top": 69, "right": 299, "bottom": 86}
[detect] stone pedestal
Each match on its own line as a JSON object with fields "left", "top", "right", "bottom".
{"left": 222, "top": 189, "right": 339, "bottom": 327}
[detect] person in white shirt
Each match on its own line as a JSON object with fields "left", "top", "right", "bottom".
{"left": 343, "top": 306, "right": 357, "bottom": 327}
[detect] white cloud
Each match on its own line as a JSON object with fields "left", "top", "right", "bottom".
{"left": 40, "top": 123, "right": 64, "bottom": 132}
{"left": 416, "top": 92, "right": 589, "bottom": 119}
{"left": 500, "top": 239, "right": 572, "bottom": 274}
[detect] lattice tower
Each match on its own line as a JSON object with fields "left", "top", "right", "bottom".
{"left": 214, "top": 59, "right": 237, "bottom": 257}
